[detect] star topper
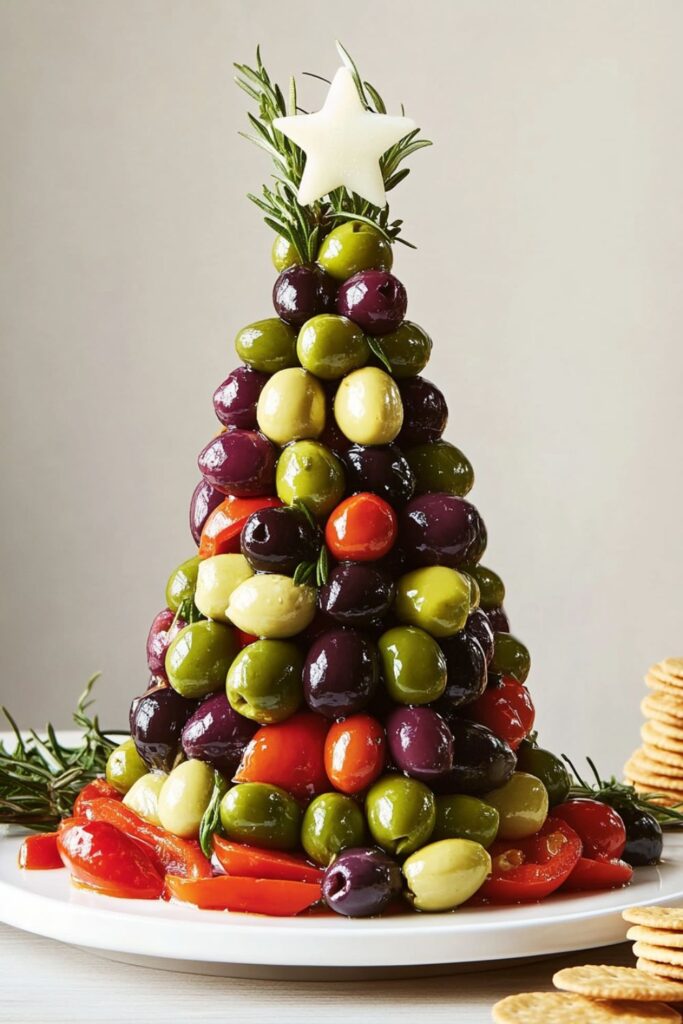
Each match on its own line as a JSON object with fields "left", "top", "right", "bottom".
{"left": 273, "top": 58, "right": 416, "bottom": 209}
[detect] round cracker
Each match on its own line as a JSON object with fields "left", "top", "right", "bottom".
{"left": 628, "top": 925, "right": 683, "bottom": 948}
{"left": 552, "top": 963, "right": 683, "bottom": 1000}
{"left": 659, "top": 658, "right": 683, "bottom": 678}
{"left": 644, "top": 719, "right": 683, "bottom": 742}
{"left": 642, "top": 698, "right": 683, "bottom": 723}
{"left": 492, "top": 991, "right": 681, "bottom": 1024}
{"left": 644, "top": 692, "right": 683, "bottom": 713}
{"left": 624, "top": 907, "right": 683, "bottom": 929}
{"left": 642, "top": 743, "right": 683, "bottom": 769}
{"left": 624, "top": 765, "right": 683, "bottom": 791}
{"left": 647, "top": 679, "right": 683, "bottom": 698}
{"left": 631, "top": 786, "right": 683, "bottom": 807}
{"left": 641, "top": 706, "right": 683, "bottom": 729}
{"left": 642, "top": 723, "right": 683, "bottom": 754}
{"left": 626, "top": 752, "right": 683, "bottom": 779}
{"left": 647, "top": 668, "right": 683, "bottom": 686}
{"left": 634, "top": 941, "right": 683, "bottom": 966}
{"left": 638, "top": 957, "right": 683, "bottom": 982}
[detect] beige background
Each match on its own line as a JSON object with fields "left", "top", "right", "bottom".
{"left": 1, "top": 0, "right": 681, "bottom": 771}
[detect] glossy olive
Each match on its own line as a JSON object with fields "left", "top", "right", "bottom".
{"left": 514, "top": 742, "right": 571, "bottom": 806}
{"left": 157, "top": 759, "right": 215, "bottom": 839}
{"left": 491, "top": 632, "right": 530, "bottom": 683}
{"left": 213, "top": 366, "right": 268, "bottom": 430}
{"left": 271, "top": 234, "right": 300, "bottom": 272}
{"left": 226, "top": 574, "right": 317, "bottom": 639}
{"left": 303, "top": 629, "right": 379, "bottom": 719}
{"left": 397, "top": 377, "right": 448, "bottom": 445}
{"left": 189, "top": 480, "right": 224, "bottom": 546}
{"left": 317, "top": 221, "right": 393, "bottom": 280}
{"left": 226, "top": 639, "right": 303, "bottom": 724}
{"left": 106, "top": 738, "right": 149, "bottom": 795}
{"left": 241, "top": 505, "right": 320, "bottom": 576}
{"left": 219, "top": 782, "right": 302, "bottom": 850}
{"left": 318, "top": 562, "right": 395, "bottom": 627}
{"left": 403, "top": 838, "right": 491, "bottom": 912}
{"left": 275, "top": 440, "right": 345, "bottom": 518}
{"left": 433, "top": 794, "right": 500, "bottom": 847}
{"left": 483, "top": 772, "right": 549, "bottom": 840}
{"left": 465, "top": 608, "right": 495, "bottom": 664}
{"left": 256, "top": 367, "right": 326, "bottom": 445}
{"left": 467, "top": 565, "right": 505, "bottom": 611}
{"left": 406, "top": 441, "right": 474, "bottom": 497}
{"left": 366, "top": 775, "right": 436, "bottom": 857}
{"left": 433, "top": 719, "right": 516, "bottom": 795}
{"left": 386, "top": 706, "right": 453, "bottom": 782}
{"left": 165, "top": 620, "right": 239, "bottom": 699}
{"left": 194, "top": 554, "right": 254, "bottom": 622}
{"left": 181, "top": 691, "right": 258, "bottom": 774}
{"left": 394, "top": 566, "right": 473, "bottom": 638}
{"left": 334, "top": 367, "right": 404, "bottom": 446}
{"left": 438, "top": 631, "right": 487, "bottom": 708}
{"left": 378, "top": 626, "right": 447, "bottom": 704}
{"left": 130, "top": 684, "right": 196, "bottom": 771}
{"left": 146, "top": 608, "right": 186, "bottom": 679}
{"left": 297, "top": 315, "right": 370, "bottom": 380}
{"left": 198, "top": 429, "right": 277, "bottom": 498}
{"left": 122, "top": 771, "right": 168, "bottom": 826}
{"left": 165, "top": 555, "right": 201, "bottom": 613}
{"left": 301, "top": 793, "right": 366, "bottom": 866}
{"left": 235, "top": 318, "right": 298, "bottom": 373}
{"left": 322, "top": 847, "right": 403, "bottom": 917}
{"left": 370, "top": 321, "right": 432, "bottom": 378}
{"left": 336, "top": 270, "right": 407, "bottom": 336}
{"left": 400, "top": 494, "right": 487, "bottom": 570}
{"left": 272, "top": 264, "right": 337, "bottom": 328}
{"left": 615, "top": 804, "right": 663, "bottom": 867}
{"left": 487, "top": 606, "right": 511, "bottom": 633}
{"left": 343, "top": 444, "right": 415, "bottom": 506}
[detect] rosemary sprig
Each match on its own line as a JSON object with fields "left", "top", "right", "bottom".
{"left": 198, "top": 770, "right": 228, "bottom": 859}
{"left": 563, "top": 754, "right": 683, "bottom": 829}
{"left": 0, "top": 674, "right": 123, "bottom": 831}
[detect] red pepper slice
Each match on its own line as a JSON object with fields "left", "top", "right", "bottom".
{"left": 234, "top": 712, "right": 329, "bottom": 800}
{"left": 199, "top": 496, "right": 282, "bottom": 558}
{"left": 165, "top": 874, "right": 321, "bottom": 915}
{"left": 561, "top": 855, "right": 633, "bottom": 891}
{"left": 213, "top": 837, "right": 323, "bottom": 884}
{"left": 18, "top": 832, "right": 64, "bottom": 870}
{"left": 476, "top": 817, "right": 582, "bottom": 903}
{"left": 58, "top": 820, "right": 164, "bottom": 899}
{"left": 73, "top": 777, "right": 123, "bottom": 816}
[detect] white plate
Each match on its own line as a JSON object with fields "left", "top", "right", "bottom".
{"left": 2, "top": 830, "right": 683, "bottom": 979}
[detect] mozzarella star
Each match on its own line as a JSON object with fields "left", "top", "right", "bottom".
{"left": 273, "top": 67, "right": 416, "bottom": 209}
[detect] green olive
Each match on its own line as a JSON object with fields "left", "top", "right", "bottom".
{"left": 406, "top": 441, "right": 474, "bottom": 498}
{"left": 402, "top": 839, "right": 491, "bottom": 911}
{"left": 433, "top": 795, "right": 500, "bottom": 848}
{"left": 394, "top": 566, "right": 473, "bottom": 638}
{"left": 235, "top": 318, "right": 298, "bottom": 373}
{"left": 194, "top": 554, "right": 254, "bottom": 622}
{"left": 272, "top": 234, "right": 300, "bottom": 272}
{"left": 366, "top": 775, "right": 436, "bottom": 857}
{"left": 219, "top": 782, "right": 302, "bottom": 850}
{"left": 226, "top": 574, "right": 316, "bottom": 639}
{"left": 301, "top": 792, "right": 366, "bottom": 866}
{"left": 515, "top": 741, "right": 571, "bottom": 806}
{"left": 317, "top": 221, "right": 393, "bottom": 280}
{"left": 275, "top": 440, "right": 345, "bottom": 518}
{"left": 297, "top": 315, "right": 370, "bottom": 380}
{"left": 105, "top": 738, "right": 148, "bottom": 795}
{"left": 491, "top": 632, "right": 530, "bottom": 683}
{"left": 165, "top": 555, "right": 201, "bottom": 613}
{"left": 256, "top": 368, "right": 326, "bottom": 445}
{"left": 483, "top": 772, "right": 549, "bottom": 840}
{"left": 334, "top": 367, "right": 403, "bottom": 445}
{"left": 122, "top": 771, "right": 168, "bottom": 825}
{"left": 370, "top": 321, "right": 432, "bottom": 378}
{"left": 165, "top": 620, "right": 239, "bottom": 698}
{"left": 157, "top": 759, "right": 215, "bottom": 839}
{"left": 466, "top": 565, "right": 505, "bottom": 611}
{"left": 378, "top": 625, "right": 447, "bottom": 704}
{"left": 226, "top": 638, "right": 303, "bottom": 723}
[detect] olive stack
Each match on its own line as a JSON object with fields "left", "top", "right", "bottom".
{"left": 111, "top": 221, "right": 552, "bottom": 917}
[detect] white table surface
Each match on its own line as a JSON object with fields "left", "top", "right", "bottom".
{"left": 0, "top": 922, "right": 634, "bottom": 1024}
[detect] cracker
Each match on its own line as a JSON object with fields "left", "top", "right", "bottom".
{"left": 642, "top": 723, "right": 683, "bottom": 754}
{"left": 552, "top": 963, "right": 683, "bottom": 1000}
{"left": 628, "top": 925, "right": 683, "bottom": 949}
{"left": 634, "top": 941, "right": 683, "bottom": 966}
{"left": 624, "top": 907, "right": 683, "bottom": 930}
{"left": 645, "top": 720, "right": 683, "bottom": 743}
{"left": 624, "top": 765, "right": 683, "bottom": 791}
{"left": 626, "top": 752, "right": 683, "bottom": 779}
{"left": 647, "top": 679, "right": 683, "bottom": 698}
{"left": 638, "top": 957, "right": 683, "bottom": 982}
{"left": 642, "top": 696, "right": 683, "bottom": 723}
{"left": 643, "top": 744, "right": 683, "bottom": 769}
{"left": 492, "top": 991, "right": 680, "bottom": 1023}
{"left": 631, "top": 787, "right": 683, "bottom": 808}
{"left": 659, "top": 658, "right": 683, "bottom": 678}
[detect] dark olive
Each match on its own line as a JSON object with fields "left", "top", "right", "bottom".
{"left": 240, "top": 505, "right": 320, "bottom": 575}
{"left": 438, "top": 631, "right": 488, "bottom": 708}
{"left": 486, "top": 606, "right": 510, "bottom": 633}
{"left": 491, "top": 632, "right": 531, "bottom": 683}
{"left": 213, "top": 366, "right": 269, "bottom": 430}
{"left": 612, "top": 803, "right": 663, "bottom": 866}
{"left": 181, "top": 692, "right": 258, "bottom": 775}
{"left": 467, "top": 565, "right": 505, "bottom": 611}
{"left": 515, "top": 740, "right": 571, "bottom": 806}
{"left": 343, "top": 444, "right": 415, "bottom": 506}
{"left": 397, "top": 377, "right": 448, "bottom": 445}
{"left": 400, "top": 493, "right": 487, "bottom": 570}
{"left": 273, "top": 264, "right": 337, "bottom": 328}
{"left": 146, "top": 608, "right": 186, "bottom": 679}
{"left": 433, "top": 718, "right": 516, "bottom": 795}
{"left": 318, "top": 562, "right": 395, "bottom": 628}
{"left": 406, "top": 440, "right": 474, "bottom": 497}
{"left": 189, "top": 481, "right": 224, "bottom": 547}
{"left": 386, "top": 706, "right": 453, "bottom": 782}
{"left": 465, "top": 609, "right": 495, "bottom": 664}
{"left": 129, "top": 684, "right": 197, "bottom": 771}
{"left": 303, "top": 629, "right": 380, "bottom": 719}
{"left": 197, "top": 429, "right": 277, "bottom": 497}
{"left": 322, "top": 846, "right": 403, "bottom": 917}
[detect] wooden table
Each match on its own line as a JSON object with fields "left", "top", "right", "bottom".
{"left": 0, "top": 923, "right": 634, "bottom": 1024}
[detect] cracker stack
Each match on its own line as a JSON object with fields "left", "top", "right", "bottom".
{"left": 625, "top": 658, "right": 683, "bottom": 807}
{"left": 625, "top": 906, "right": 683, "bottom": 985}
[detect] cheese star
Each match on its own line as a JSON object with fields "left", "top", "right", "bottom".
{"left": 273, "top": 67, "right": 416, "bottom": 209}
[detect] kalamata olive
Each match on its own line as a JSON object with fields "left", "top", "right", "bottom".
{"left": 386, "top": 706, "right": 454, "bottom": 782}
{"left": 240, "top": 505, "right": 320, "bottom": 575}
{"left": 433, "top": 719, "right": 516, "bottom": 795}
{"left": 613, "top": 803, "right": 663, "bottom": 866}
{"left": 130, "top": 685, "right": 197, "bottom": 771}
{"left": 322, "top": 846, "right": 403, "bottom": 917}
{"left": 465, "top": 608, "right": 495, "bottom": 664}
{"left": 400, "top": 493, "right": 487, "bottom": 570}
{"left": 146, "top": 608, "right": 186, "bottom": 679}
{"left": 336, "top": 271, "right": 407, "bottom": 336}
{"left": 189, "top": 480, "right": 224, "bottom": 546}
{"left": 213, "top": 366, "right": 269, "bottom": 430}
{"left": 318, "top": 562, "right": 395, "bottom": 627}
{"left": 197, "top": 429, "right": 277, "bottom": 497}
{"left": 397, "top": 377, "right": 448, "bottom": 445}
{"left": 181, "top": 692, "right": 258, "bottom": 774}
{"left": 273, "top": 264, "right": 337, "bottom": 328}
{"left": 486, "top": 606, "right": 511, "bottom": 633}
{"left": 303, "top": 629, "right": 379, "bottom": 719}
{"left": 438, "top": 631, "right": 488, "bottom": 708}
{"left": 343, "top": 444, "right": 415, "bottom": 506}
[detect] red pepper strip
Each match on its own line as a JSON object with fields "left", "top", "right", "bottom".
{"left": 83, "top": 798, "right": 212, "bottom": 879}
{"left": 165, "top": 874, "right": 321, "bottom": 915}
{"left": 560, "top": 855, "right": 633, "bottom": 892}
{"left": 476, "top": 817, "right": 582, "bottom": 904}
{"left": 18, "top": 832, "right": 64, "bottom": 870}
{"left": 58, "top": 820, "right": 164, "bottom": 899}
{"left": 234, "top": 713, "right": 329, "bottom": 800}
{"left": 213, "top": 837, "right": 323, "bottom": 884}
{"left": 73, "top": 777, "right": 123, "bottom": 816}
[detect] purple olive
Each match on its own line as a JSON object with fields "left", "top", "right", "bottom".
{"left": 130, "top": 685, "right": 197, "bottom": 771}
{"left": 146, "top": 608, "right": 186, "bottom": 679}
{"left": 318, "top": 562, "right": 395, "bottom": 628}
{"left": 181, "top": 692, "right": 258, "bottom": 775}
{"left": 272, "top": 264, "right": 336, "bottom": 328}
{"left": 438, "top": 632, "right": 488, "bottom": 707}
{"left": 241, "top": 505, "right": 320, "bottom": 575}
{"left": 465, "top": 608, "right": 495, "bottom": 664}
{"left": 343, "top": 444, "right": 415, "bottom": 506}
{"left": 303, "top": 629, "right": 379, "bottom": 719}
{"left": 189, "top": 480, "right": 224, "bottom": 546}
{"left": 322, "top": 846, "right": 402, "bottom": 917}
{"left": 433, "top": 718, "right": 516, "bottom": 795}
{"left": 397, "top": 377, "right": 448, "bottom": 445}
{"left": 213, "top": 366, "right": 269, "bottom": 430}
{"left": 197, "top": 429, "right": 277, "bottom": 497}
{"left": 336, "top": 271, "right": 407, "bottom": 336}
{"left": 400, "top": 493, "right": 487, "bottom": 570}
{"left": 486, "top": 606, "right": 511, "bottom": 633}
{"left": 386, "top": 706, "right": 453, "bottom": 782}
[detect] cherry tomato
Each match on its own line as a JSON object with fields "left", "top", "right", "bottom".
{"left": 199, "top": 496, "right": 282, "bottom": 558}
{"left": 561, "top": 855, "right": 633, "bottom": 891}
{"left": 476, "top": 817, "right": 582, "bottom": 903}
{"left": 57, "top": 819, "right": 164, "bottom": 899}
{"left": 325, "top": 493, "right": 397, "bottom": 562}
{"left": 213, "top": 837, "right": 323, "bottom": 884}
{"left": 234, "top": 713, "right": 329, "bottom": 800}
{"left": 553, "top": 798, "right": 627, "bottom": 860}
{"left": 165, "top": 874, "right": 321, "bottom": 915}
{"left": 324, "top": 714, "right": 386, "bottom": 795}
{"left": 465, "top": 676, "right": 535, "bottom": 751}
{"left": 18, "top": 832, "right": 63, "bottom": 870}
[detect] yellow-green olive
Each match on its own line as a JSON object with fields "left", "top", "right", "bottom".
{"left": 394, "top": 566, "right": 473, "bottom": 637}
{"left": 334, "top": 367, "right": 404, "bottom": 445}
{"left": 256, "top": 368, "right": 326, "bottom": 445}
{"left": 226, "top": 574, "right": 317, "bottom": 638}
{"left": 194, "top": 554, "right": 254, "bottom": 622}
{"left": 157, "top": 759, "right": 216, "bottom": 838}
{"left": 402, "top": 839, "right": 491, "bottom": 911}
{"left": 483, "top": 773, "right": 550, "bottom": 840}
{"left": 275, "top": 440, "right": 345, "bottom": 519}
{"left": 165, "top": 555, "right": 201, "bottom": 613}
{"left": 271, "top": 234, "right": 300, "bottom": 272}
{"left": 105, "top": 738, "right": 148, "bottom": 795}
{"left": 122, "top": 771, "right": 168, "bottom": 825}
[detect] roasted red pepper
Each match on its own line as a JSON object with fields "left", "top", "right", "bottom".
{"left": 165, "top": 874, "right": 321, "bottom": 915}
{"left": 213, "top": 837, "right": 323, "bottom": 884}
{"left": 476, "top": 817, "right": 582, "bottom": 903}
{"left": 73, "top": 777, "right": 123, "bottom": 816}
{"left": 234, "top": 713, "right": 329, "bottom": 800}
{"left": 18, "top": 832, "right": 63, "bottom": 870}
{"left": 561, "top": 855, "right": 633, "bottom": 891}
{"left": 58, "top": 819, "right": 163, "bottom": 899}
